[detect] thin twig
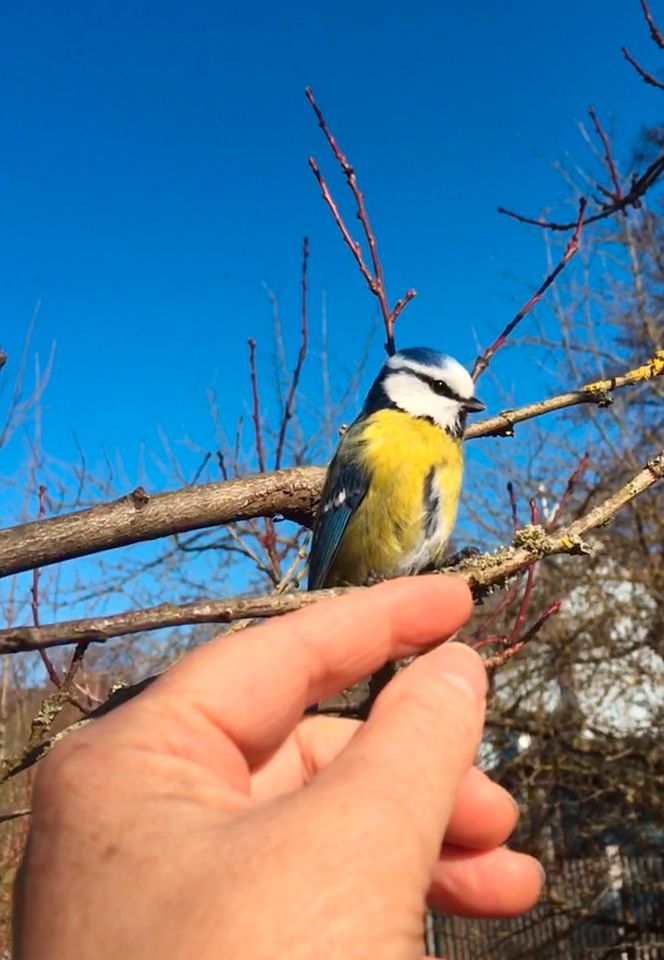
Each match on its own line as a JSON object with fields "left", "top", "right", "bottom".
{"left": 308, "top": 158, "right": 375, "bottom": 293}
{"left": 470, "top": 579, "right": 522, "bottom": 647}
{"left": 507, "top": 499, "right": 539, "bottom": 645}
{"left": 472, "top": 200, "right": 587, "bottom": 379}
{"left": 190, "top": 451, "right": 212, "bottom": 487}
{"left": 640, "top": 0, "right": 664, "bottom": 49}
{"left": 306, "top": 87, "right": 416, "bottom": 355}
{"left": 275, "top": 237, "right": 309, "bottom": 470}
{"left": 472, "top": 495, "right": 543, "bottom": 655}
{"left": 622, "top": 45, "right": 664, "bottom": 90}
{"left": 0, "top": 807, "right": 31, "bottom": 824}
{"left": 247, "top": 338, "right": 266, "bottom": 474}
{"left": 507, "top": 481, "right": 519, "bottom": 532}
{"left": 588, "top": 107, "right": 622, "bottom": 200}
{"left": 482, "top": 601, "right": 561, "bottom": 670}
{"left": 0, "top": 301, "right": 47, "bottom": 450}
{"left": 470, "top": 481, "right": 522, "bottom": 644}
{"left": 498, "top": 153, "right": 664, "bottom": 230}
{"left": 247, "top": 337, "right": 280, "bottom": 581}
{"left": 31, "top": 484, "right": 61, "bottom": 688}
{"left": 547, "top": 451, "right": 591, "bottom": 530}
{"left": 31, "top": 490, "right": 92, "bottom": 712}
{"left": 62, "top": 641, "right": 91, "bottom": 693}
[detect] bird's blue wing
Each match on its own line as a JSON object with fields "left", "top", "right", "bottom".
{"left": 308, "top": 436, "right": 370, "bottom": 590}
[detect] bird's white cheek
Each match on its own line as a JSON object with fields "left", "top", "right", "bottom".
{"left": 430, "top": 398, "right": 461, "bottom": 433}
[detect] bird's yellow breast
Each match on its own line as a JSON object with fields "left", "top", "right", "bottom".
{"left": 325, "top": 409, "right": 463, "bottom": 586}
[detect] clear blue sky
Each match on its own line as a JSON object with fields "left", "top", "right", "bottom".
{"left": 1, "top": 0, "right": 660, "bottom": 495}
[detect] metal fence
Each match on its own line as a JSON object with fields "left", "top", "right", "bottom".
{"left": 430, "top": 855, "right": 664, "bottom": 959}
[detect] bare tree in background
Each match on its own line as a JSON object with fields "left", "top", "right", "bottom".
{"left": 1, "top": 3, "right": 664, "bottom": 956}
{"left": 437, "top": 17, "right": 664, "bottom": 954}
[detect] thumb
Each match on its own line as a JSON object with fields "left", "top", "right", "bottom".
{"left": 319, "top": 642, "right": 487, "bottom": 868}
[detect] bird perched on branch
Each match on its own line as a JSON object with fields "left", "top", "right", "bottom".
{"left": 308, "top": 347, "right": 485, "bottom": 589}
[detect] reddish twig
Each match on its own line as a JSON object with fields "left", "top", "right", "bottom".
{"left": 547, "top": 451, "right": 591, "bottom": 530}
{"left": 501, "top": 3, "right": 664, "bottom": 232}
{"left": 389, "top": 289, "right": 418, "bottom": 343}
{"left": 507, "top": 499, "right": 540, "bottom": 645}
{"left": 308, "top": 158, "right": 375, "bottom": 296}
{"left": 481, "top": 642, "right": 524, "bottom": 671}
{"left": 470, "top": 484, "right": 522, "bottom": 645}
{"left": 31, "top": 485, "right": 61, "bottom": 688}
{"left": 61, "top": 641, "right": 93, "bottom": 714}
{"left": 622, "top": 45, "right": 664, "bottom": 90}
{"left": 247, "top": 338, "right": 280, "bottom": 581}
{"left": 526, "top": 600, "right": 562, "bottom": 637}
{"left": 470, "top": 578, "right": 522, "bottom": 646}
{"left": 247, "top": 339, "right": 266, "bottom": 474}
{"left": 507, "top": 481, "right": 519, "bottom": 532}
{"left": 471, "top": 634, "right": 505, "bottom": 652}
{"left": 499, "top": 153, "right": 664, "bottom": 231}
{"left": 588, "top": 107, "right": 623, "bottom": 201}
{"left": 472, "top": 199, "right": 587, "bottom": 380}
{"left": 482, "top": 601, "right": 561, "bottom": 670}
{"left": 640, "top": 0, "right": 664, "bottom": 49}
{"left": 305, "top": 87, "right": 416, "bottom": 356}
{"left": 306, "top": 89, "right": 385, "bottom": 292}
{"left": 274, "top": 237, "right": 309, "bottom": 470}
{"left": 260, "top": 526, "right": 280, "bottom": 585}
{"left": 63, "top": 640, "right": 89, "bottom": 686}
{"left": 473, "top": 495, "right": 562, "bottom": 664}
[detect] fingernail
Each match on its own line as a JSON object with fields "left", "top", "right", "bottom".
{"left": 537, "top": 861, "right": 547, "bottom": 886}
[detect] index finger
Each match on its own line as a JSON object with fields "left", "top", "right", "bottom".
{"left": 119, "top": 575, "right": 472, "bottom": 769}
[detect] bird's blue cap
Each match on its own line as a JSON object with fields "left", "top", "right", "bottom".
{"left": 389, "top": 346, "right": 450, "bottom": 367}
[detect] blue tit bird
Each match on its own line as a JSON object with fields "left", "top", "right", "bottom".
{"left": 308, "top": 347, "right": 485, "bottom": 590}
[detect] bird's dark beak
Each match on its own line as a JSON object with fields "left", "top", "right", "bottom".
{"left": 463, "top": 396, "right": 486, "bottom": 413}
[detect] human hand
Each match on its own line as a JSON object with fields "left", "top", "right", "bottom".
{"left": 13, "top": 576, "right": 542, "bottom": 959}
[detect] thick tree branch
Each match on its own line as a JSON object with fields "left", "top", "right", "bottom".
{"left": 0, "top": 467, "right": 325, "bottom": 579}
{"left": 2, "top": 450, "right": 661, "bottom": 654}
{"left": 0, "top": 352, "right": 661, "bottom": 579}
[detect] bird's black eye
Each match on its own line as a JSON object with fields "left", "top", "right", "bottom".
{"left": 431, "top": 379, "right": 453, "bottom": 398}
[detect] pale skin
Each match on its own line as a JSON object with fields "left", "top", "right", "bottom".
{"left": 13, "top": 576, "right": 543, "bottom": 959}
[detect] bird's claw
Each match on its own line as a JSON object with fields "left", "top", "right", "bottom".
{"left": 439, "top": 546, "right": 481, "bottom": 569}
{"left": 363, "top": 568, "right": 388, "bottom": 586}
